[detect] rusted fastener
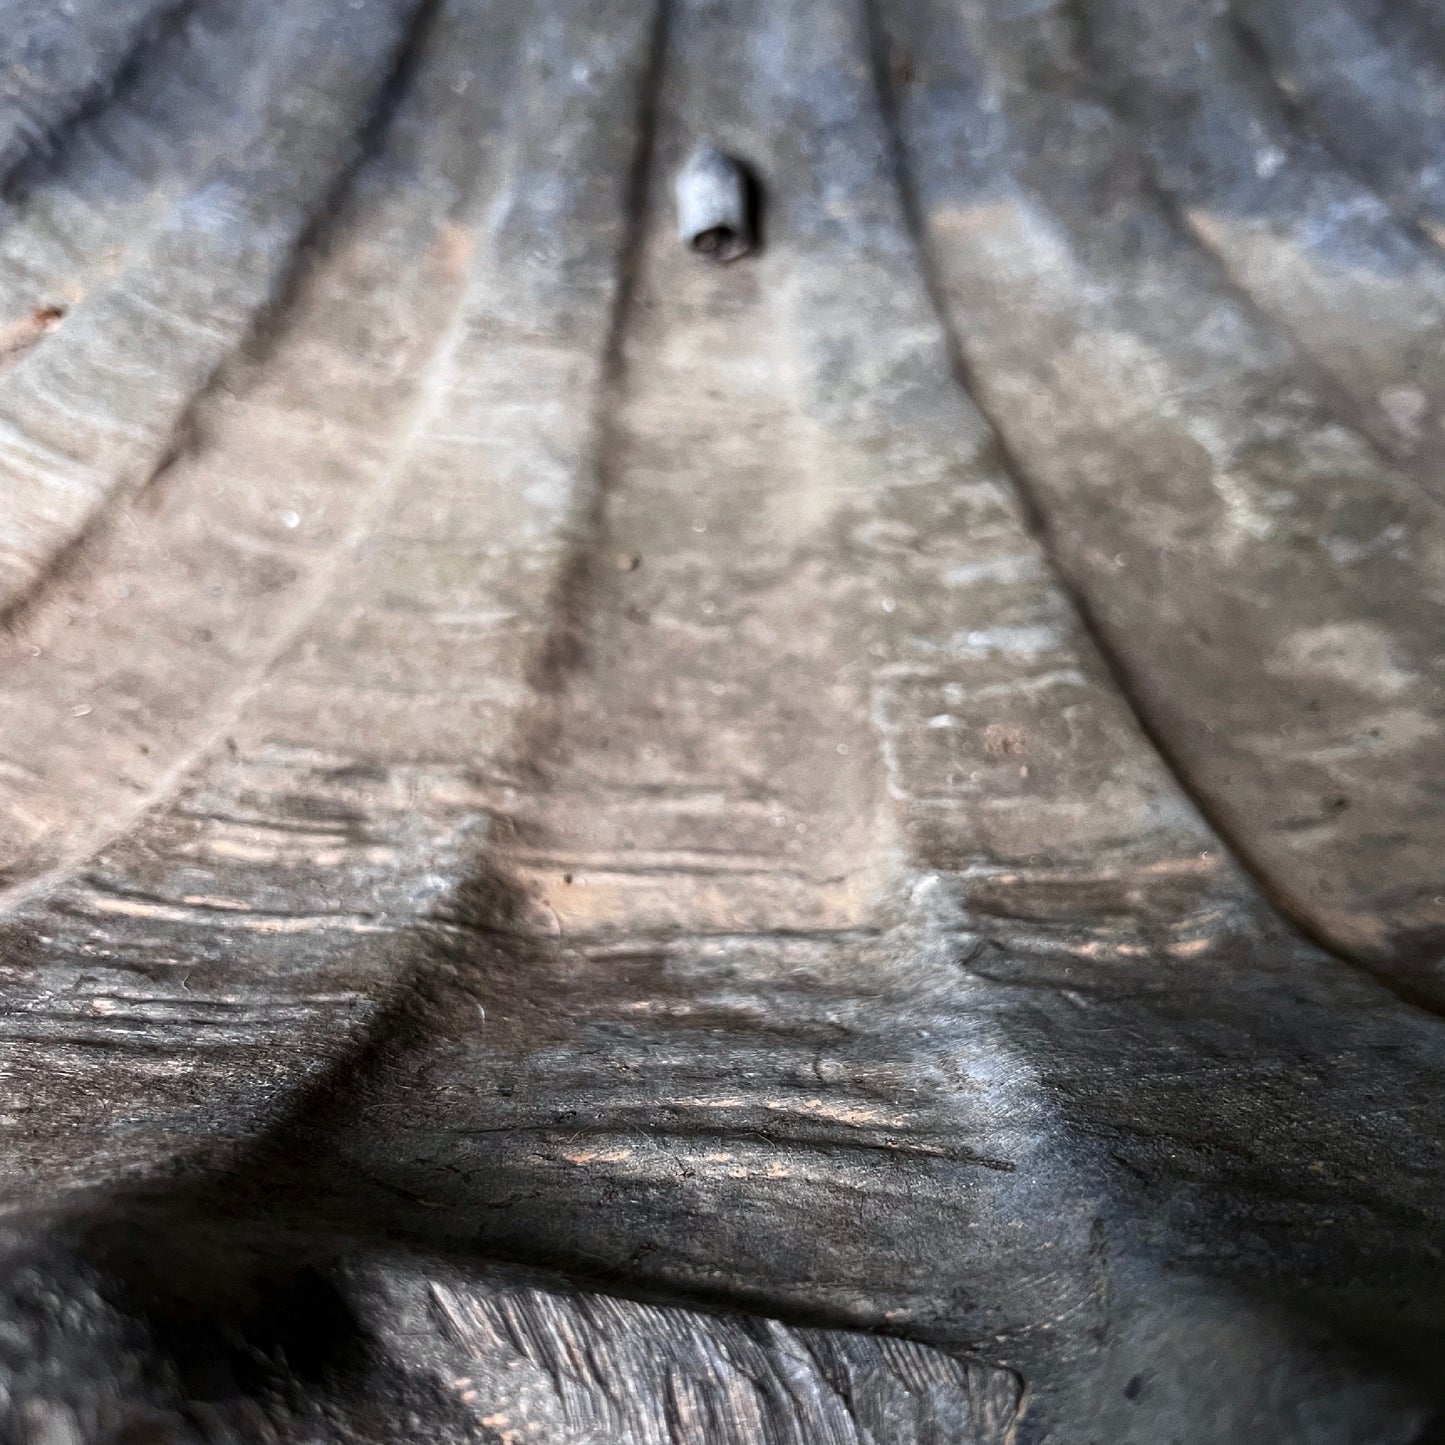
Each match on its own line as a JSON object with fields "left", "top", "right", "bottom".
{"left": 675, "top": 142, "right": 753, "bottom": 262}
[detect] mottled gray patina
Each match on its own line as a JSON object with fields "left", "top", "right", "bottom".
{"left": 0, "top": 0, "right": 1442, "bottom": 1441}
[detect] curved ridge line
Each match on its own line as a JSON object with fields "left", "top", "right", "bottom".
{"left": 0, "top": 0, "right": 200, "bottom": 195}
{"left": 1059, "top": 0, "right": 1445, "bottom": 486}
{"left": 0, "top": 0, "right": 436, "bottom": 634}
{"left": 0, "top": 0, "right": 470, "bottom": 921}
{"left": 1224, "top": 1, "right": 1445, "bottom": 258}
{"left": 0, "top": 0, "right": 350, "bottom": 379}
{"left": 503, "top": 0, "right": 674, "bottom": 763}
{"left": 855, "top": 0, "right": 1445, "bottom": 1022}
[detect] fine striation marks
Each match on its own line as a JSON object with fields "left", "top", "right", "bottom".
{"left": 243, "top": 7, "right": 1445, "bottom": 1442}
{"left": 0, "top": 0, "right": 338, "bottom": 368}
{"left": 1232, "top": 0, "right": 1445, "bottom": 241}
{"left": 0, "top": 0, "right": 667, "bottom": 1195}
{"left": 0, "top": 2, "right": 1442, "bottom": 1442}
{"left": 0, "top": 1236, "right": 1024, "bottom": 1445}
{"left": 0, "top": 0, "right": 506, "bottom": 900}
{"left": 0, "top": 0, "right": 192, "bottom": 187}
{"left": 1073, "top": 0, "right": 1445, "bottom": 477}
{"left": 874, "top": 0, "right": 1445, "bottom": 1001}
{"left": 0, "top": 0, "right": 429, "bottom": 618}
{"left": 405, "top": 1265, "right": 1024, "bottom": 1445}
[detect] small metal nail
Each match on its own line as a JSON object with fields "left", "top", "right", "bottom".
{"left": 675, "top": 142, "right": 753, "bottom": 262}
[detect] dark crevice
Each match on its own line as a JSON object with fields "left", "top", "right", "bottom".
{"left": 0, "top": 0, "right": 445, "bottom": 646}
{"left": 228, "top": 0, "right": 449, "bottom": 373}
{"left": 1139, "top": 167, "right": 1437, "bottom": 480}
{"left": 856, "top": 0, "right": 1445, "bottom": 1025}
{"left": 0, "top": 0, "right": 201, "bottom": 199}
{"left": 517, "top": 0, "right": 673, "bottom": 748}
{"left": 39, "top": 0, "right": 686, "bottom": 1284}
{"left": 1060, "top": 0, "right": 1445, "bottom": 484}
{"left": 1224, "top": 1, "right": 1445, "bottom": 256}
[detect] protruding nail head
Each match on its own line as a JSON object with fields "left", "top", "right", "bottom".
{"left": 675, "top": 142, "right": 753, "bottom": 262}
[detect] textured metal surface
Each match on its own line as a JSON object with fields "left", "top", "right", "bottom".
{"left": 0, "top": 0, "right": 1443, "bottom": 1440}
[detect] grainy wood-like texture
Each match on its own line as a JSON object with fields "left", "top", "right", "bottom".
{"left": 0, "top": 0, "right": 1443, "bottom": 1441}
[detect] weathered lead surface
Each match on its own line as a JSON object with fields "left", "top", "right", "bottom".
{"left": 0, "top": 0, "right": 1443, "bottom": 1442}
{"left": 878, "top": 0, "right": 1445, "bottom": 994}
{"left": 0, "top": 1231, "right": 1024, "bottom": 1443}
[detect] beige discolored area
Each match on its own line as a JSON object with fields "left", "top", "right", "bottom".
{"left": 506, "top": 222, "right": 897, "bottom": 936}
{"left": 0, "top": 0, "right": 1444, "bottom": 1443}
